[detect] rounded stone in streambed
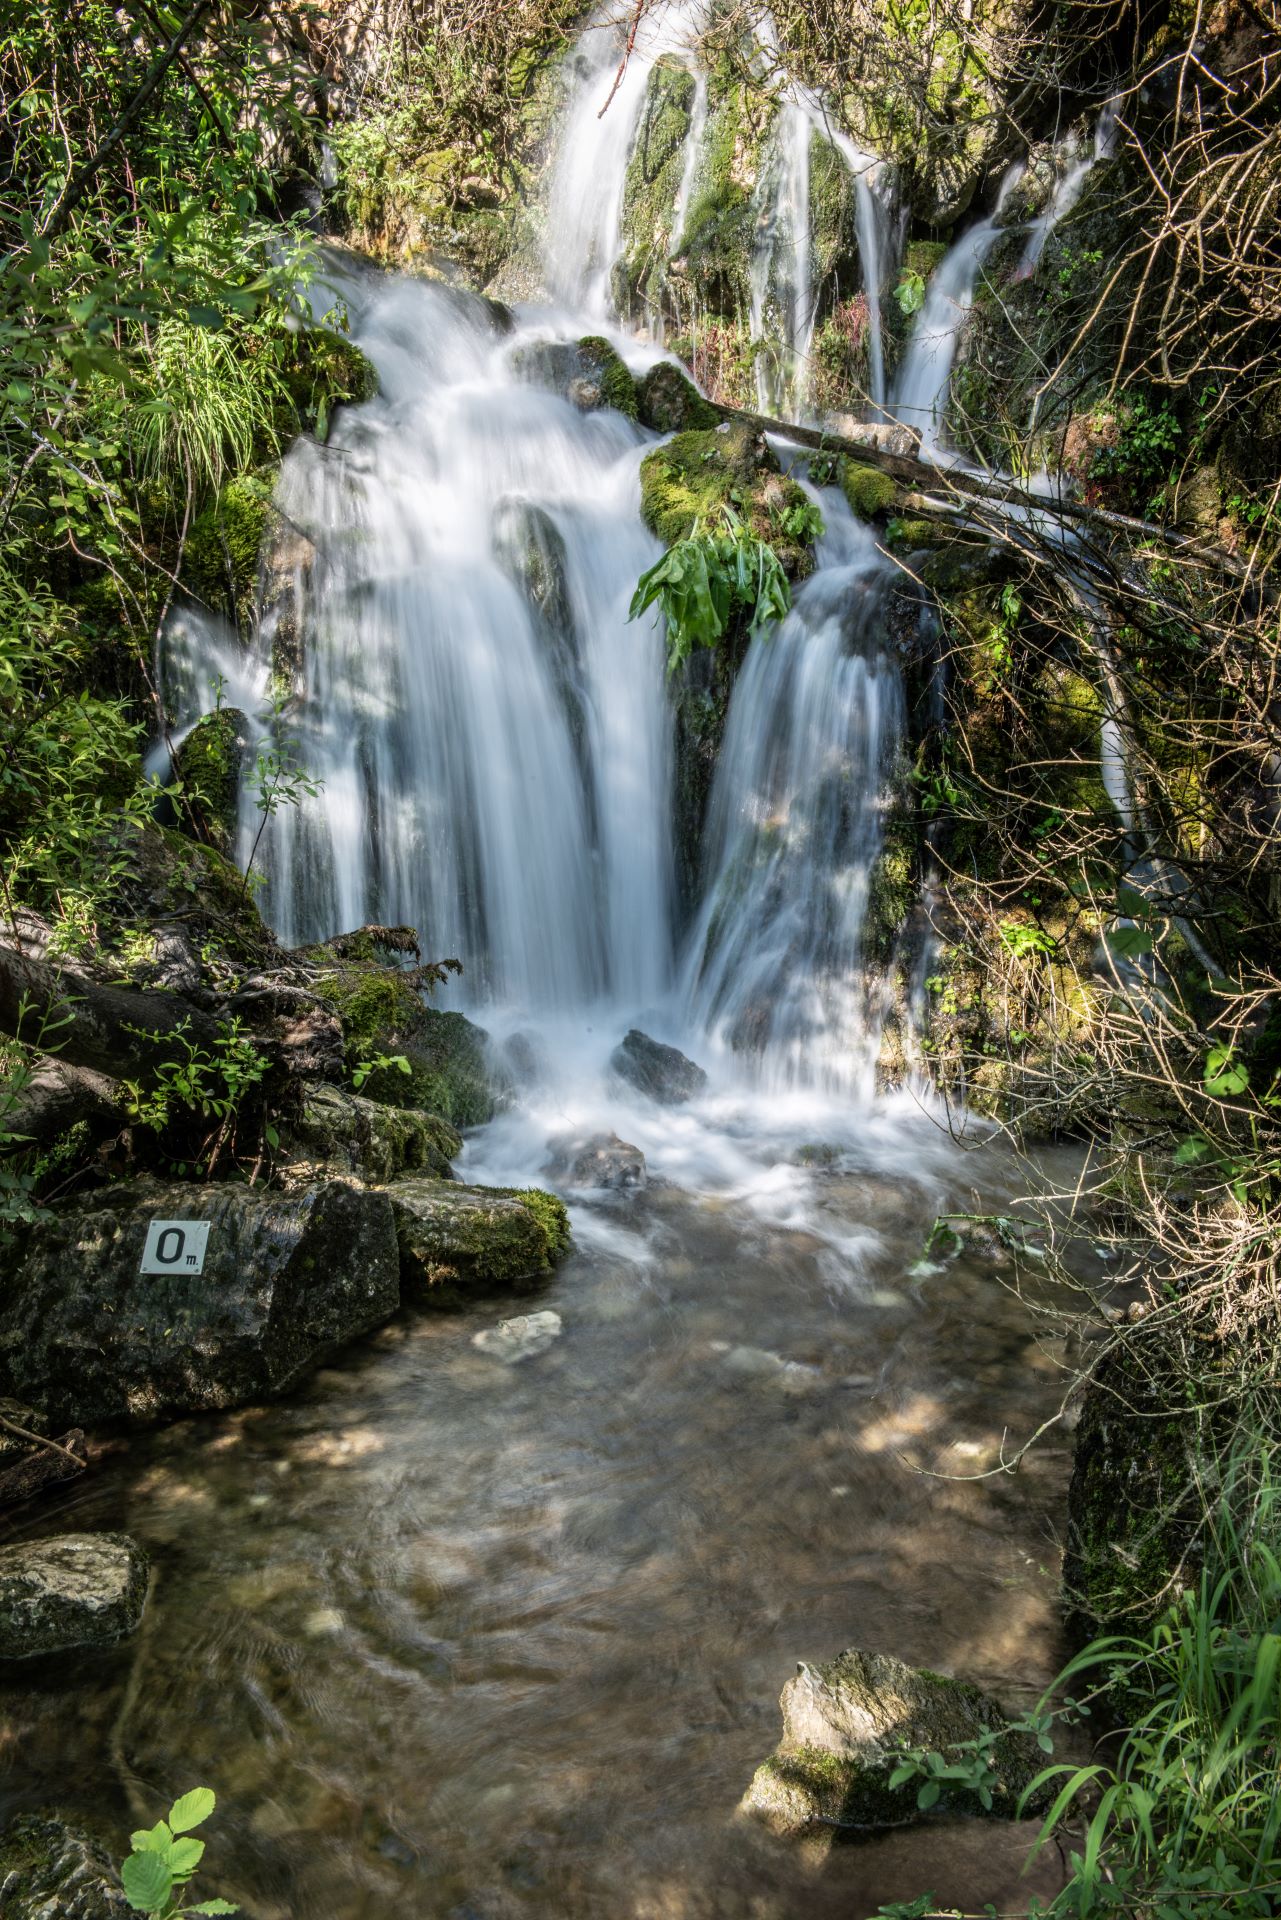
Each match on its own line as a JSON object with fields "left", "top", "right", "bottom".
{"left": 0, "top": 1533, "right": 149, "bottom": 1659}
{"left": 0, "top": 1179, "right": 400, "bottom": 1428}
{"left": 609, "top": 1029, "right": 708, "bottom": 1105}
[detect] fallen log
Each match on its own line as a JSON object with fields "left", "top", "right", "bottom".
{"left": 0, "top": 1428, "right": 86, "bottom": 1508}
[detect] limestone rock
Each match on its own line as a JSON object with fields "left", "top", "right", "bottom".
{"left": 472, "top": 1309, "right": 562, "bottom": 1363}
{"left": 390, "top": 1178, "right": 570, "bottom": 1305}
{"left": 740, "top": 1647, "right": 1049, "bottom": 1843}
{"left": 282, "top": 1083, "right": 460, "bottom": 1187}
{"left": 610, "top": 1029, "right": 708, "bottom": 1105}
{"left": 0, "top": 1534, "right": 149, "bottom": 1659}
{"left": 0, "top": 1179, "right": 400, "bottom": 1427}
{"left": 545, "top": 1130, "right": 645, "bottom": 1190}
{"left": 0, "top": 1816, "right": 131, "bottom": 1917}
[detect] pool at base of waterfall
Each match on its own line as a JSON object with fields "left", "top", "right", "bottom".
{"left": 0, "top": 1089, "right": 1093, "bottom": 1920}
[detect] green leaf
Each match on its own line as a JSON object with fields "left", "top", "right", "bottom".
{"left": 186, "top": 1903, "right": 239, "bottom": 1915}
{"left": 122, "top": 1849, "right": 175, "bottom": 1912}
{"left": 1105, "top": 924, "right": 1154, "bottom": 960}
{"left": 1203, "top": 1046, "right": 1249, "bottom": 1097}
{"left": 167, "top": 1837, "right": 206, "bottom": 1878}
{"left": 1173, "top": 1135, "right": 1213, "bottom": 1166}
{"left": 168, "top": 1788, "right": 216, "bottom": 1833}
{"left": 916, "top": 1778, "right": 941, "bottom": 1810}
{"left": 130, "top": 1823, "right": 173, "bottom": 1853}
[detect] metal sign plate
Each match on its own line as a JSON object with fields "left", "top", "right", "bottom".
{"left": 139, "top": 1220, "right": 211, "bottom": 1276}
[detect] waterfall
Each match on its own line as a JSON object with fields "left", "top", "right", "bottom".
{"left": 682, "top": 489, "right": 902, "bottom": 1097}
{"left": 749, "top": 102, "right": 814, "bottom": 416}
{"left": 247, "top": 276, "right": 673, "bottom": 1011}
{"left": 892, "top": 163, "right": 1025, "bottom": 460}
{"left": 1018, "top": 99, "right": 1119, "bottom": 277}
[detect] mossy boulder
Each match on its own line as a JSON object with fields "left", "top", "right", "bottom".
{"left": 864, "top": 775, "right": 919, "bottom": 965}
{"left": 740, "top": 1646, "right": 1050, "bottom": 1846}
{"left": 841, "top": 460, "right": 900, "bottom": 521}
{"left": 0, "top": 1816, "right": 131, "bottom": 1918}
{"left": 638, "top": 422, "right": 818, "bottom": 577}
{"left": 637, "top": 360, "right": 721, "bottom": 435}
{"left": 173, "top": 707, "right": 250, "bottom": 856}
{"left": 510, "top": 337, "right": 637, "bottom": 419}
{"left": 615, "top": 56, "right": 698, "bottom": 322}
{"left": 282, "top": 1083, "right": 460, "bottom": 1187}
{"left": 389, "top": 1177, "right": 570, "bottom": 1305}
{"left": 303, "top": 938, "right": 503, "bottom": 1126}
{"left": 183, "top": 473, "right": 273, "bottom": 629}
{"left": 109, "top": 820, "right": 278, "bottom": 972}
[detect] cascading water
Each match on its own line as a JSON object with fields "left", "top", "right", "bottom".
{"left": 748, "top": 101, "right": 814, "bottom": 416}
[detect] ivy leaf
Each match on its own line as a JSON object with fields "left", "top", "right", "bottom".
{"left": 168, "top": 1788, "right": 217, "bottom": 1833}
{"left": 121, "top": 1849, "right": 175, "bottom": 1912}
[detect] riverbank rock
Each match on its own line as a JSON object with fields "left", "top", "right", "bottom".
{"left": 610, "top": 1029, "right": 708, "bottom": 1105}
{"left": 281, "top": 1083, "right": 460, "bottom": 1187}
{"left": 0, "top": 1180, "right": 400, "bottom": 1428}
{"left": 740, "top": 1647, "right": 1048, "bottom": 1844}
{"left": 0, "top": 1534, "right": 149, "bottom": 1659}
{"left": 390, "top": 1178, "right": 570, "bottom": 1305}
{"left": 0, "top": 1816, "right": 131, "bottom": 1918}
{"left": 545, "top": 1131, "right": 646, "bottom": 1190}
{"left": 472, "top": 1309, "right": 562, "bottom": 1363}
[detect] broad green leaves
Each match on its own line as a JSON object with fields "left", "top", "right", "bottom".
{"left": 119, "top": 1788, "right": 235, "bottom": 1918}
{"left": 629, "top": 508, "right": 793, "bottom": 673}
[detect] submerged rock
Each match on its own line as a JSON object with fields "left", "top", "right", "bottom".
{"left": 740, "top": 1647, "right": 1048, "bottom": 1843}
{"left": 282, "top": 1083, "right": 460, "bottom": 1187}
{"left": 472, "top": 1309, "right": 562, "bottom": 1364}
{"left": 0, "top": 1179, "right": 400, "bottom": 1427}
{"left": 610, "top": 1029, "right": 708, "bottom": 1105}
{"left": 0, "top": 1534, "right": 149, "bottom": 1659}
{"left": 390, "top": 1178, "right": 570, "bottom": 1304}
{"left": 0, "top": 1816, "right": 131, "bottom": 1917}
{"left": 545, "top": 1131, "right": 646, "bottom": 1190}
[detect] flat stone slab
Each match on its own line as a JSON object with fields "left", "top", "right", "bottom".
{"left": 0, "top": 1533, "right": 149, "bottom": 1659}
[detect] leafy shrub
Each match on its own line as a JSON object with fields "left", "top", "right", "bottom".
{"left": 629, "top": 508, "right": 791, "bottom": 673}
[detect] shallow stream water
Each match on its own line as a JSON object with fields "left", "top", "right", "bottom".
{"left": 2, "top": 1103, "right": 1090, "bottom": 1920}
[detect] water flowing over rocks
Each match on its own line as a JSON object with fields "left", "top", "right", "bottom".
{"left": 609, "top": 1030, "right": 709, "bottom": 1105}
{"left": 544, "top": 1130, "right": 646, "bottom": 1191}
{"left": 0, "top": 1534, "right": 149, "bottom": 1659}
{"left": 0, "top": 1180, "right": 400, "bottom": 1428}
{"left": 740, "top": 1647, "right": 1049, "bottom": 1843}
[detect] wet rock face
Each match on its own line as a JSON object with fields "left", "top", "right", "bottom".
{"left": 545, "top": 1131, "right": 646, "bottom": 1190}
{"left": 740, "top": 1646, "right": 1049, "bottom": 1844}
{"left": 173, "top": 708, "right": 251, "bottom": 857}
{"left": 0, "top": 1816, "right": 131, "bottom": 1918}
{"left": 0, "top": 1180, "right": 401, "bottom": 1428}
{"left": 282, "top": 1084, "right": 460, "bottom": 1187}
{"left": 389, "top": 1178, "right": 569, "bottom": 1304}
{"left": 636, "top": 361, "right": 720, "bottom": 435}
{"left": 0, "top": 1534, "right": 149, "bottom": 1659}
{"left": 610, "top": 1029, "right": 708, "bottom": 1105}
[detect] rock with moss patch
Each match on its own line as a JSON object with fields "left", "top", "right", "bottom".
{"left": 841, "top": 461, "right": 900, "bottom": 521}
{"left": 0, "top": 1533, "right": 149, "bottom": 1660}
{"left": 740, "top": 1646, "right": 1049, "bottom": 1844}
{"left": 182, "top": 473, "right": 273, "bottom": 629}
{"left": 638, "top": 423, "right": 818, "bottom": 576}
{"left": 510, "top": 337, "right": 638, "bottom": 420}
{"left": 389, "top": 1178, "right": 569, "bottom": 1305}
{"left": 173, "top": 707, "right": 250, "bottom": 856}
{"left": 283, "top": 1083, "right": 460, "bottom": 1187}
{"left": 0, "top": 1816, "right": 131, "bottom": 1918}
{"left": 0, "top": 1179, "right": 400, "bottom": 1428}
{"left": 637, "top": 362, "right": 721, "bottom": 435}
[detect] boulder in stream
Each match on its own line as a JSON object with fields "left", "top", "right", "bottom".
{"left": 390, "top": 1178, "right": 570, "bottom": 1305}
{"left": 610, "top": 1029, "right": 708, "bottom": 1105}
{"left": 0, "top": 1816, "right": 131, "bottom": 1918}
{"left": 0, "top": 1534, "right": 149, "bottom": 1659}
{"left": 545, "top": 1130, "right": 646, "bottom": 1190}
{"left": 282, "top": 1083, "right": 460, "bottom": 1187}
{"left": 0, "top": 1179, "right": 400, "bottom": 1427}
{"left": 740, "top": 1647, "right": 1049, "bottom": 1843}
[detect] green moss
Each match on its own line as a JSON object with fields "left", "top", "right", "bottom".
{"left": 390, "top": 1178, "right": 570, "bottom": 1304}
{"left": 575, "top": 336, "right": 638, "bottom": 419}
{"left": 183, "top": 474, "right": 272, "bottom": 627}
{"left": 309, "top": 956, "right": 501, "bottom": 1127}
{"left": 616, "top": 57, "right": 697, "bottom": 319}
{"left": 886, "top": 516, "right": 947, "bottom": 552}
{"left": 638, "top": 423, "right": 818, "bottom": 576}
{"left": 173, "top": 707, "right": 248, "bottom": 855}
{"left": 280, "top": 328, "right": 379, "bottom": 444}
{"left": 494, "top": 1185, "right": 571, "bottom": 1261}
{"left": 636, "top": 361, "right": 721, "bottom": 434}
{"left": 841, "top": 461, "right": 899, "bottom": 520}
{"left": 904, "top": 238, "right": 948, "bottom": 282}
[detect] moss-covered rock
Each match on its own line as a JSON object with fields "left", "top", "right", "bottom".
{"left": 388, "top": 1177, "right": 569, "bottom": 1305}
{"left": 173, "top": 707, "right": 250, "bottom": 856}
{"left": 615, "top": 57, "right": 698, "bottom": 324}
{"left": 306, "top": 949, "right": 502, "bottom": 1126}
{"left": 183, "top": 473, "right": 273, "bottom": 630}
{"left": 841, "top": 460, "right": 900, "bottom": 520}
{"left": 638, "top": 422, "right": 818, "bottom": 576}
{"left": 281, "top": 1083, "right": 460, "bottom": 1187}
{"left": 637, "top": 360, "right": 721, "bottom": 434}
{"left": 740, "top": 1645, "right": 1050, "bottom": 1846}
{"left": 0, "top": 1816, "right": 131, "bottom": 1918}
{"left": 108, "top": 820, "right": 278, "bottom": 972}
{"left": 280, "top": 326, "right": 379, "bottom": 444}
{"left": 574, "top": 335, "right": 638, "bottom": 418}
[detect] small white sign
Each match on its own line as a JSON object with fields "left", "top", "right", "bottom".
{"left": 139, "top": 1220, "right": 211, "bottom": 1276}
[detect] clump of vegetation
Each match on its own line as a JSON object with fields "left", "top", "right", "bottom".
{"left": 118, "top": 1786, "right": 235, "bottom": 1916}
{"left": 629, "top": 508, "right": 792, "bottom": 673}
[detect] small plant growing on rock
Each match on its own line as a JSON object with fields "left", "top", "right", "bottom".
{"left": 119, "top": 1788, "right": 236, "bottom": 1916}
{"left": 629, "top": 506, "right": 791, "bottom": 673}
